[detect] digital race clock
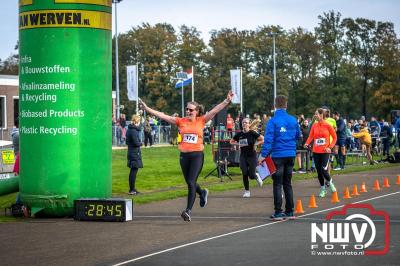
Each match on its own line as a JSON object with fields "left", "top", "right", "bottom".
{"left": 74, "top": 198, "right": 133, "bottom": 222}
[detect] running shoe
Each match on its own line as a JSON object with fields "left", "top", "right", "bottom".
{"left": 333, "top": 167, "right": 342, "bottom": 171}
{"left": 284, "top": 211, "right": 296, "bottom": 220}
{"left": 181, "top": 210, "right": 191, "bottom": 222}
{"left": 243, "top": 190, "right": 251, "bottom": 198}
{"left": 270, "top": 212, "right": 286, "bottom": 221}
{"left": 199, "top": 188, "right": 209, "bottom": 207}
{"left": 297, "top": 168, "right": 306, "bottom": 174}
{"left": 128, "top": 190, "right": 139, "bottom": 195}
{"left": 319, "top": 187, "right": 327, "bottom": 198}
{"left": 329, "top": 181, "right": 336, "bottom": 193}
{"left": 256, "top": 173, "right": 263, "bottom": 187}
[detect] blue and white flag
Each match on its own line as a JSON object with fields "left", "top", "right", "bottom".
{"left": 175, "top": 68, "right": 193, "bottom": 88}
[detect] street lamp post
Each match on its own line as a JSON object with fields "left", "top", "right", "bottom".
{"left": 113, "top": 0, "right": 122, "bottom": 120}
{"left": 269, "top": 32, "right": 279, "bottom": 102}
{"left": 273, "top": 34, "right": 276, "bottom": 101}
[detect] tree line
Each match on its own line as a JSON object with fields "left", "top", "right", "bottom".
{"left": 115, "top": 11, "right": 400, "bottom": 120}
{"left": 2, "top": 11, "right": 399, "bottom": 121}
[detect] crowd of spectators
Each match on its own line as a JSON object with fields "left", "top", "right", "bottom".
{"left": 112, "top": 110, "right": 400, "bottom": 168}
{"left": 218, "top": 109, "right": 400, "bottom": 172}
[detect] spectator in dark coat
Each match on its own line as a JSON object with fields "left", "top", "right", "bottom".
{"left": 126, "top": 115, "right": 143, "bottom": 195}
{"left": 143, "top": 117, "right": 153, "bottom": 147}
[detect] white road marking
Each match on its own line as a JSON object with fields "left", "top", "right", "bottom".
{"left": 134, "top": 215, "right": 272, "bottom": 219}
{"left": 113, "top": 191, "right": 400, "bottom": 265}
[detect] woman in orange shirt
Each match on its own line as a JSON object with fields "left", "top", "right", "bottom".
{"left": 139, "top": 91, "right": 234, "bottom": 222}
{"left": 304, "top": 108, "right": 337, "bottom": 198}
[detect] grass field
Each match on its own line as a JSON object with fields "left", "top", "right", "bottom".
{"left": 111, "top": 145, "right": 245, "bottom": 204}
{"left": 0, "top": 144, "right": 396, "bottom": 221}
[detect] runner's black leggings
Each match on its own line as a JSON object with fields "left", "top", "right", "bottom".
{"left": 239, "top": 153, "right": 258, "bottom": 190}
{"left": 313, "top": 153, "right": 332, "bottom": 186}
{"left": 180, "top": 151, "right": 204, "bottom": 211}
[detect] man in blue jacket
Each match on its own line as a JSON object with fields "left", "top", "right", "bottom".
{"left": 258, "top": 95, "right": 300, "bottom": 220}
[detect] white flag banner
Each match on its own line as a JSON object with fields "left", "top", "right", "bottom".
{"left": 127, "top": 65, "right": 138, "bottom": 101}
{"left": 230, "top": 69, "right": 241, "bottom": 104}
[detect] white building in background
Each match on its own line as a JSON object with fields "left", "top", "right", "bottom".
{"left": 0, "top": 74, "right": 18, "bottom": 141}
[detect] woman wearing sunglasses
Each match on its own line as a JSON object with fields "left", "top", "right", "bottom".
{"left": 139, "top": 91, "right": 234, "bottom": 222}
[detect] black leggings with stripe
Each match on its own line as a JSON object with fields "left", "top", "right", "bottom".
{"left": 239, "top": 153, "right": 258, "bottom": 190}
{"left": 180, "top": 151, "right": 204, "bottom": 211}
{"left": 313, "top": 153, "right": 332, "bottom": 186}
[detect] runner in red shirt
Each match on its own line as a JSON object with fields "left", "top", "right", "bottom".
{"left": 226, "top": 114, "right": 234, "bottom": 137}
{"left": 305, "top": 108, "right": 337, "bottom": 198}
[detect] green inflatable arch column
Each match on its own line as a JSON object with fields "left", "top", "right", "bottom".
{"left": 18, "top": 0, "right": 112, "bottom": 216}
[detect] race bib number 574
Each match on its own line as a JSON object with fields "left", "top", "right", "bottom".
{"left": 183, "top": 134, "right": 198, "bottom": 144}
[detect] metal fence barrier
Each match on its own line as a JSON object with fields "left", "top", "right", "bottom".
{"left": 112, "top": 125, "right": 173, "bottom": 146}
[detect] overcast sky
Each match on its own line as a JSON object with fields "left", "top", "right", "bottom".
{"left": 1, "top": 0, "right": 399, "bottom": 61}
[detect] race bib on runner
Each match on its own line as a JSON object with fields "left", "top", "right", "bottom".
{"left": 315, "top": 138, "right": 326, "bottom": 146}
{"left": 183, "top": 134, "right": 198, "bottom": 144}
{"left": 239, "top": 138, "right": 249, "bottom": 146}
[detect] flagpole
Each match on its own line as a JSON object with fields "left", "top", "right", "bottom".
{"left": 136, "top": 64, "right": 139, "bottom": 114}
{"left": 181, "top": 81, "right": 184, "bottom": 117}
{"left": 191, "top": 66, "right": 194, "bottom": 102}
{"left": 240, "top": 67, "right": 242, "bottom": 112}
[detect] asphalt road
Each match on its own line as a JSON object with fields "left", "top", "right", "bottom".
{"left": 0, "top": 166, "right": 399, "bottom": 266}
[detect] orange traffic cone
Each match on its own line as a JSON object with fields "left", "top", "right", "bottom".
{"left": 373, "top": 180, "right": 381, "bottom": 191}
{"left": 360, "top": 182, "right": 368, "bottom": 193}
{"left": 351, "top": 184, "right": 360, "bottom": 196}
{"left": 343, "top": 187, "right": 352, "bottom": 199}
{"left": 396, "top": 175, "right": 400, "bottom": 185}
{"left": 308, "top": 194, "right": 318, "bottom": 208}
{"left": 382, "top": 178, "right": 390, "bottom": 188}
{"left": 331, "top": 191, "right": 340, "bottom": 203}
{"left": 295, "top": 199, "right": 305, "bottom": 214}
